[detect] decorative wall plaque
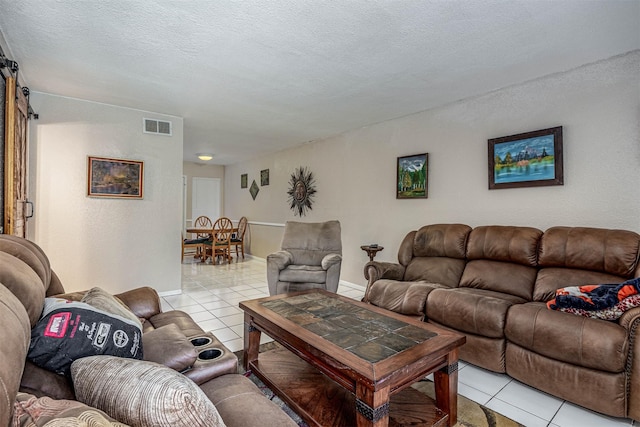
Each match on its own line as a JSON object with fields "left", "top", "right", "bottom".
{"left": 287, "top": 166, "right": 316, "bottom": 216}
{"left": 249, "top": 180, "right": 259, "bottom": 200}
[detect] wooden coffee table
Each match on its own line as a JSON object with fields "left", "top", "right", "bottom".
{"left": 240, "top": 289, "right": 465, "bottom": 427}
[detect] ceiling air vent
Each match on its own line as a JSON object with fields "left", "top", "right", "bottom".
{"left": 143, "top": 118, "right": 172, "bottom": 136}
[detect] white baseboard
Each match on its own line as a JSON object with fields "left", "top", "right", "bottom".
{"left": 158, "top": 289, "right": 182, "bottom": 297}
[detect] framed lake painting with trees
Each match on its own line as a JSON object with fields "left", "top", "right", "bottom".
{"left": 488, "top": 126, "right": 563, "bottom": 190}
{"left": 397, "top": 153, "right": 428, "bottom": 199}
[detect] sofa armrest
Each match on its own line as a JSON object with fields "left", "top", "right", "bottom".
{"left": 321, "top": 253, "right": 342, "bottom": 270}
{"left": 619, "top": 306, "right": 640, "bottom": 421}
{"left": 115, "top": 286, "right": 162, "bottom": 320}
{"left": 363, "top": 261, "right": 405, "bottom": 302}
{"left": 364, "top": 261, "right": 405, "bottom": 282}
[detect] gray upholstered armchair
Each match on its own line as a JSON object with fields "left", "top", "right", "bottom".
{"left": 267, "top": 220, "right": 342, "bottom": 295}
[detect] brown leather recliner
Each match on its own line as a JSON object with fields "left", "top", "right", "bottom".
{"left": 0, "top": 234, "right": 297, "bottom": 427}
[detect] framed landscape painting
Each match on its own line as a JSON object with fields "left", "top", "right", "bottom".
{"left": 87, "top": 156, "right": 143, "bottom": 198}
{"left": 397, "top": 153, "right": 428, "bottom": 199}
{"left": 488, "top": 126, "right": 563, "bottom": 190}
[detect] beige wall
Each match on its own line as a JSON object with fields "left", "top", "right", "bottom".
{"left": 28, "top": 93, "right": 184, "bottom": 294}
{"left": 224, "top": 51, "right": 640, "bottom": 287}
{"left": 182, "top": 161, "right": 225, "bottom": 224}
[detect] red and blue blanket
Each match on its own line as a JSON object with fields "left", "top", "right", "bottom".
{"left": 547, "top": 277, "right": 640, "bottom": 311}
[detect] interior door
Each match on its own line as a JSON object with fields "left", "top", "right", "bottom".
{"left": 192, "top": 177, "right": 220, "bottom": 223}
{"left": 3, "top": 76, "right": 29, "bottom": 237}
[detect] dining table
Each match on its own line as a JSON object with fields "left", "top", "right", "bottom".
{"left": 185, "top": 227, "right": 238, "bottom": 263}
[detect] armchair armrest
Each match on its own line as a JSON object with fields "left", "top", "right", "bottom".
{"left": 321, "top": 253, "right": 342, "bottom": 270}
{"left": 267, "top": 250, "right": 293, "bottom": 270}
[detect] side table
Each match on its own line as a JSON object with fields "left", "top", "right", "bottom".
{"left": 361, "top": 245, "right": 383, "bottom": 261}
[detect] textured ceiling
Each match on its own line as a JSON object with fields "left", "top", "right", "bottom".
{"left": 0, "top": 1, "right": 638, "bottom": 165}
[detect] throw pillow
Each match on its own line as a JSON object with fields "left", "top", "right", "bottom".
{"left": 71, "top": 356, "right": 226, "bottom": 427}
{"left": 13, "top": 392, "right": 129, "bottom": 427}
{"left": 141, "top": 324, "right": 197, "bottom": 371}
{"left": 81, "top": 287, "right": 142, "bottom": 329}
{"left": 28, "top": 298, "right": 143, "bottom": 376}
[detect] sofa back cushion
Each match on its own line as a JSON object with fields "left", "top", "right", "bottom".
{"left": 402, "top": 224, "right": 471, "bottom": 287}
{"left": 0, "top": 284, "right": 31, "bottom": 427}
{"left": 460, "top": 225, "right": 542, "bottom": 300}
{"left": 533, "top": 227, "right": 640, "bottom": 301}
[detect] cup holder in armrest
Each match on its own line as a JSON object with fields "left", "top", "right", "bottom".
{"left": 191, "top": 336, "right": 213, "bottom": 347}
{"left": 198, "top": 348, "right": 223, "bottom": 361}
{"left": 183, "top": 332, "right": 238, "bottom": 384}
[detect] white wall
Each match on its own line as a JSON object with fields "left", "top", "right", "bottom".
{"left": 28, "top": 94, "right": 183, "bottom": 294}
{"left": 224, "top": 51, "right": 640, "bottom": 287}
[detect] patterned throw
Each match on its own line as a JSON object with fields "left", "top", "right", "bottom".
{"left": 547, "top": 277, "right": 640, "bottom": 320}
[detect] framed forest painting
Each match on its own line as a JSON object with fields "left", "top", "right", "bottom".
{"left": 397, "top": 153, "right": 428, "bottom": 199}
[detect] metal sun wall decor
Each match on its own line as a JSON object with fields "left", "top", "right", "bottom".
{"left": 287, "top": 166, "right": 316, "bottom": 216}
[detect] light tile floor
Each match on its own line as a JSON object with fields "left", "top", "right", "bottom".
{"left": 168, "top": 256, "right": 634, "bottom": 427}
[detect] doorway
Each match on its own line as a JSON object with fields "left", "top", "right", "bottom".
{"left": 190, "top": 177, "right": 221, "bottom": 225}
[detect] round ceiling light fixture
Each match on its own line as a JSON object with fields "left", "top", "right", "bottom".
{"left": 197, "top": 153, "right": 214, "bottom": 161}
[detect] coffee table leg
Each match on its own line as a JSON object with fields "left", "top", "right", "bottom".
{"left": 434, "top": 348, "right": 459, "bottom": 427}
{"left": 355, "top": 383, "right": 390, "bottom": 426}
{"left": 243, "top": 313, "right": 260, "bottom": 371}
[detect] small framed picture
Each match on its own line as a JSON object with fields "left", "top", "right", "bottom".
{"left": 488, "top": 126, "right": 563, "bottom": 189}
{"left": 241, "top": 174, "right": 248, "bottom": 189}
{"left": 397, "top": 153, "right": 428, "bottom": 199}
{"left": 87, "top": 156, "right": 143, "bottom": 199}
{"left": 260, "top": 169, "right": 269, "bottom": 186}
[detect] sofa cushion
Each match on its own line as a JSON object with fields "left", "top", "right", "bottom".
{"left": 279, "top": 265, "right": 326, "bottom": 284}
{"left": 538, "top": 227, "right": 640, "bottom": 277}
{"left": 427, "top": 288, "right": 526, "bottom": 338}
{"left": 460, "top": 260, "right": 538, "bottom": 300}
{"left": 367, "top": 280, "right": 446, "bottom": 317}
{"left": 506, "top": 302, "right": 628, "bottom": 373}
{"left": 28, "top": 298, "right": 143, "bottom": 376}
{"left": 404, "top": 257, "right": 466, "bottom": 288}
{"left": 200, "top": 374, "right": 298, "bottom": 427}
{"left": 71, "top": 356, "right": 226, "bottom": 427}
{"left": 142, "top": 323, "right": 197, "bottom": 371}
{"left": 0, "top": 252, "right": 46, "bottom": 326}
{"left": 0, "top": 284, "right": 32, "bottom": 427}
{"left": 533, "top": 268, "right": 629, "bottom": 302}
{"left": 13, "top": 392, "right": 128, "bottom": 427}
{"left": 81, "top": 287, "right": 142, "bottom": 329}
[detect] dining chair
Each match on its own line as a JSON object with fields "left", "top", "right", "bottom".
{"left": 189, "top": 215, "right": 212, "bottom": 261}
{"left": 209, "top": 217, "right": 233, "bottom": 263}
{"left": 231, "top": 216, "right": 248, "bottom": 258}
{"left": 181, "top": 232, "right": 206, "bottom": 262}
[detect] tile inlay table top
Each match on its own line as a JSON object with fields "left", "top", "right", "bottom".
{"left": 240, "top": 290, "right": 465, "bottom": 427}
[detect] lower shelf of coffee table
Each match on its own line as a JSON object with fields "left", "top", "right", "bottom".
{"left": 248, "top": 348, "right": 448, "bottom": 427}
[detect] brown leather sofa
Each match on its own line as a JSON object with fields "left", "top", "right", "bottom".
{"left": 0, "top": 234, "right": 296, "bottom": 427}
{"left": 364, "top": 224, "right": 640, "bottom": 421}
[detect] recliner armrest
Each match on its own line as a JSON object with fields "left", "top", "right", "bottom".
{"left": 363, "top": 262, "right": 405, "bottom": 303}
{"left": 321, "top": 253, "right": 342, "bottom": 270}
{"left": 364, "top": 261, "right": 405, "bottom": 282}
{"left": 115, "top": 286, "right": 162, "bottom": 320}
{"left": 267, "top": 250, "right": 293, "bottom": 270}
